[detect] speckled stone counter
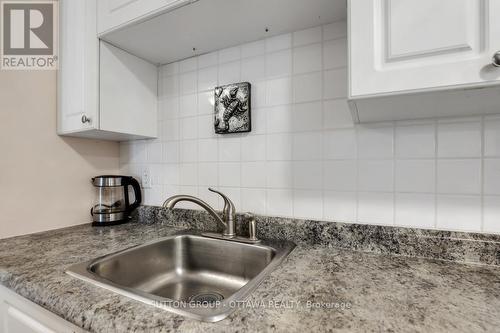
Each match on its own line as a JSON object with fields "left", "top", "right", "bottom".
{"left": 0, "top": 213, "right": 499, "bottom": 332}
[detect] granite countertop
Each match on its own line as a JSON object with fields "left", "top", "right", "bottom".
{"left": 0, "top": 221, "right": 500, "bottom": 332}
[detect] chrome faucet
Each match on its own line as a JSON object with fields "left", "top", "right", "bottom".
{"left": 163, "top": 188, "right": 236, "bottom": 238}
{"left": 163, "top": 188, "right": 259, "bottom": 243}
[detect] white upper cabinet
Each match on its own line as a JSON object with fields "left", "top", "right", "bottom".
{"left": 58, "top": 0, "right": 98, "bottom": 134}
{"left": 58, "top": 0, "right": 158, "bottom": 141}
{"left": 349, "top": 0, "right": 500, "bottom": 122}
{"left": 97, "top": 0, "right": 194, "bottom": 35}
{"left": 350, "top": 0, "right": 500, "bottom": 97}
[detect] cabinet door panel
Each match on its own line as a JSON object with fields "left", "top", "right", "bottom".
{"left": 387, "top": 0, "right": 472, "bottom": 60}
{"left": 0, "top": 286, "right": 85, "bottom": 333}
{"left": 99, "top": 41, "right": 158, "bottom": 138}
{"left": 4, "top": 305, "right": 56, "bottom": 333}
{"left": 349, "top": 0, "right": 500, "bottom": 97}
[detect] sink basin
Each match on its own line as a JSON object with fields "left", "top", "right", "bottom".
{"left": 66, "top": 231, "right": 295, "bottom": 322}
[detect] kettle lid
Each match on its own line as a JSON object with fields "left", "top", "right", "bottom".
{"left": 92, "top": 175, "right": 130, "bottom": 187}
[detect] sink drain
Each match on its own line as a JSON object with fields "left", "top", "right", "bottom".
{"left": 188, "top": 292, "right": 224, "bottom": 304}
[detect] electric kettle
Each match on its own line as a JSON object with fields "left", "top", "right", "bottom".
{"left": 91, "top": 175, "right": 142, "bottom": 226}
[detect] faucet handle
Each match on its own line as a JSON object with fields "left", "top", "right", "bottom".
{"left": 208, "top": 188, "right": 235, "bottom": 217}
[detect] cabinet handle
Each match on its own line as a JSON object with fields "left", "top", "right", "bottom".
{"left": 493, "top": 51, "right": 500, "bottom": 67}
{"left": 81, "top": 114, "right": 91, "bottom": 124}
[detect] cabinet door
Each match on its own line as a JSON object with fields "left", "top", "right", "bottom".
{"left": 99, "top": 41, "right": 158, "bottom": 139}
{"left": 349, "top": 0, "right": 500, "bottom": 97}
{"left": 57, "top": 0, "right": 98, "bottom": 134}
{"left": 97, "top": 0, "right": 191, "bottom": 35}
{"left": 0, "top": 286, "right": 85, "bottom": 333}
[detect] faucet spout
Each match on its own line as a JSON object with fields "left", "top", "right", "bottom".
{"left": 163, "top": 195, "right": 227, "bottom": 228}
{"left": 163, "top": 194, "right": 235, "bottom": 237}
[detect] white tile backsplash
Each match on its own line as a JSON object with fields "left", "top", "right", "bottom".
{"left": 293, "top": 72, "right": 322, "bottom": 103}
{"left": 395, "top": 123, "right": 435, "bottom": 158}
{"left": 324, "top": 68, "right": 348, "bottom": 99}
{"left": 323, "top": 191, "right": 357, "bottom": 222}
{"left": 198, "top": 162, "right": 218, "bottom": 186}
{"left": 323, "top": 160, "right": 357, "bottom": 191}
{"left": 179, "top": 71, "right": 197, "bottom": 95}
{"left": 241, "top": 135, "right": 266, "bottom": 161}
{"left": 266, "top": 161, "right": 293, "bottom": 188}
{"left": 179, "top": 140, "right": 197, "bottom": 163}
{"left": 292, "top": 132, "right": 322, "bottom": 160}
{"left": 323, "top": 99, "right": 353, "bottom": 129}
{"left": 218, "top": 162, "right": 240, "bottom": 187}
{"left": 241, "top": 188, "right": 267, "bottom": 215}
{"left": 218, "top": 61, "right": 241, "bottom": 86}
{"left": 267, "top": 105, "right": 293, "bottom": 133}
{"left": 178, "top": 57, "right": 197, "bottom": 73}
{"left": 395, "top": 193, "right": 435, "bottom": 229}
{"left": 266, "top": 133, "right": 293, "bottom": 161}
{"left": 267, "top": 189, "right": 293, "bottom": 217}
{"left": 266, "top": 50, "right": 292, "bottom": 78}
{"left": 484, "top": 116, "right": 500, "bottom": 157}
{"left": 292, "top": 102, "right": 323, "bottom": 132}
{"left": 266, "top": 77, "right": 292, "bottom": 106}
{"left": 198, "top": 139, "right": 217, "bottom": 162}
{"left": 483, "top": 196, "right": 500, "bottom": 233}
{"left": 438, "top": 120, "right": 482, "bottom": 158}
{"left": 121, "top": 23, "right": 500, "bottom": 234}
{"left": 293, "top": 161, "right": 322, "bottom": 189}
{"left": 323, "top": 39, "right": 347, "bottom": 70}
{"left": 395, "top": 160, "right": 435, "bottom": 193}
{"left": 197, "top": 66, "right": 218, "bottom": 92}
{"left": 293, "top": 189, "right": 323, "bottom": 219}
{"left": 357, "top": 160, "right": 393, "bottom": 192}
{"left": 358, "top": 192, "right": 394, "bottom": 225}
{"left": 357, "top": 125, "right": 393, "bottom": 159}
{"left": 197, "top": 92, "right": 214, "bottom": 115}
{"left": 197, "top": 52, "right": 218, "bottom": 69}
{"left": 483, "top": 159, "right": 500, "bottom": 195}
{"left": 293, "top": 43, "right": 322, "bottom": 74}
{"left": 437, "top": 195, "right": 481, "bottom": 232}
{"left": 323, "top": 129, "right": 357, "bottom": 159}
{"left": 241, "top": 56, "right": 266, "bottom": 82}
{"left": 218, "top": 138, "right": 241, "bottom": 162}
{"left": 437, "top": 159, "right": 481, "bottom": 195}
{"left": 179, "top": 94, "right": 197, "bottom": 118}
{"left": 241, "top": 162, "right": 267, "bottom": 188}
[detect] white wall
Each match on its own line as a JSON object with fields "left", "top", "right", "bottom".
{"left": 121, "top": 21, "right": 500, "bottom": 234}
{"left": 0, "top": 70, "right": 120, "bottom": 239}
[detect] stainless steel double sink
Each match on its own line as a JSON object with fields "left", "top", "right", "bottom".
{"left": 67, "top": 231, "right": 295, "bottom": 322}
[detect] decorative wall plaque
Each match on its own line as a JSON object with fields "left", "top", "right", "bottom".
{"left": 214, "top": 82, "right": 251, "bottom": 134}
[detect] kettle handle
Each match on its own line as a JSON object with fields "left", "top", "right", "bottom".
{"left": 125, "top": 177, "right": 142, "bottom": 213}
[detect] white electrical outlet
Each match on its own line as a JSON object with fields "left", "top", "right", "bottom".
{"left": 141, "top": 166, "right": 152, "bottom": 189}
